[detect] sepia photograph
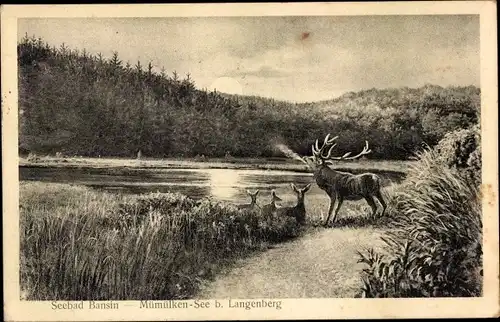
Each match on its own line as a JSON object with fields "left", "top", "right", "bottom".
{"left": 2, "top": 2, "right": 498, "bottom": 321}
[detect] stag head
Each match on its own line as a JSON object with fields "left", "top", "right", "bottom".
{"left": 301, "top": 134, "right": 372, "bottom": 170}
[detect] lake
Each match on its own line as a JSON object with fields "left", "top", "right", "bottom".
{"left": 19, "top": 166, "right": 405, "bottom": 204}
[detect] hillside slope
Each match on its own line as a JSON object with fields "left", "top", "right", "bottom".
{"left": 19, "top": 35, "right": 479, "bottom": 159}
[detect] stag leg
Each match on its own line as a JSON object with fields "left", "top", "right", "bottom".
{"left": 364, "top": 196, "right": 378, "bottom": 218}
{"left": 374, "top": 190, "right": 387, "bottom": 217}
{"left": 324, "top": 196, "right": 337, "bottom": 227}
{"left": 330, "top": 196, "right": 344, "bottom": 226}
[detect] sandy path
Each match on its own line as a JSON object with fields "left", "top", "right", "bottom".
{"left": 197, "top": 227, "right": 387, "bottom": 299}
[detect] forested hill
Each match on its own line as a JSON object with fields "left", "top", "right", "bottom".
{"left": 18, "top": 35, "right": 480, "bottom": 160}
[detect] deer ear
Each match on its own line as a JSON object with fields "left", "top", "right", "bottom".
{"left": 290, "top": 183, "right": 298, "bottom": 192}
{"left": 303, "top": 183, "right": 312, "bottom": 192}
{"left": 255, "top": 190, "right": 260, "bottom": 195}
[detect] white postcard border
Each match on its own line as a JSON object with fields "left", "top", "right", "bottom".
{"left": 2, "top": 2, "right": 498, "bottom": 320}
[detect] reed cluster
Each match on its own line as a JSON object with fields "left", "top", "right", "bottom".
{"left": 20, "top": 182, "right": 301, "bottom": 300}
{"left": 357, "top": 126, "right": 482, "bottom": 297}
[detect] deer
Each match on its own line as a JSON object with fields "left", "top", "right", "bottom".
{"left": 237, "top": 190, "right": 260, "bottom": 210}
{"left": 300, "top": 134, "right": 387, "bottom": 227}
{"left": 261, "top": 190, "right": 283, "bottom": 218}
{"left": 277, "top": 183, "right": 311, "bottom": 225}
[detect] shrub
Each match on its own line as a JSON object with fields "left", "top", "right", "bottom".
{"left": 358, "top": 141, "right": 482, "bottom": 297}
{"left": 20, "top": 183, "right": 303, "bottom": 300}
{"left": 435, "top": 124, "right": 481, "bottom": 185}
{"left": 26, "top": 152, "right": 40, "bottom": 162}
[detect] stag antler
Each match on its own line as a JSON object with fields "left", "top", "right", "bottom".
{"left": 311, "top": 134, "right": 372, "bottom": 163}
{"left": 311, "top": 134, "right": 338, "bottom": 159}
{"left": 328, "top": 140, "right": 372, "bottom": 161}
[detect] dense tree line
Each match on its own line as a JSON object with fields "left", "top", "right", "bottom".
{"left": 18, "top": 35, "right": 480, "bottom": 160}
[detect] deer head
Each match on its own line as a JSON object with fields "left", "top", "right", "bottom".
{"left": 302, "top": 134, "right": 372, "bottom": 170}
{"left": 246, "top": 189, "right": 260, "bottom": 204}
{"left": 270, "top": 190, "right": 282, "bottom": 203}
{"left": 290, "top": 183, "right": 311, "bottom": 204}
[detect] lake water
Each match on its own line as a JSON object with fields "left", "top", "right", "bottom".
{"left": 19, "top": 166, "right": 405, "bottom": 204}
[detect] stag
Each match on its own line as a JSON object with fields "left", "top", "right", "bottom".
{"left": 261, "top": 190, "right": 283, "bottom": 218}
{"left": 301, "top": 134, "right": 386, "bottom": 227}
{"left": 277, "top": 183, "right": 311, "bottom": 225}
{"left": 237, "top": 190, "right": 260, "bottom": 210}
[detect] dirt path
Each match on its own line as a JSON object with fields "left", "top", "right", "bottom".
{"left": 197, "top": 227, "right": 387, "bottom": 299}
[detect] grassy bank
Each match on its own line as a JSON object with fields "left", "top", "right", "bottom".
{"left": 20, "top": 182, "right": 304, "bottom": 300}
{"left": 357, "top": 126, "right": 482, "bottom": 297}
{"left": 19, "top": 154, "right": 412, "bottom": 175}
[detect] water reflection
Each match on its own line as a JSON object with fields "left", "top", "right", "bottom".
{"left": 206, "top": 169, "right": 241, "bottom": 201}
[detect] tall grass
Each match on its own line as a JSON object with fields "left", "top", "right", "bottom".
{"left": 20, "top": 182, "right": 302, "bottom": 300}
{"left": 357, "top": 145, "right": 482, "bottom": 297}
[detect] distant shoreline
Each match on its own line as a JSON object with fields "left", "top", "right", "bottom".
{"left": 18, "top": 156, "right": 412, "bottom": 175}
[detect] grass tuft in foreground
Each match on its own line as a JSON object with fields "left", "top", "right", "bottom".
{"left": 20, "top": 182, "right": 302, "bottom": 300}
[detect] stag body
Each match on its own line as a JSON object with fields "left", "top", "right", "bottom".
{"left": 303, "top": 134, "right": 386, "bottom": 227}
{"left": 314, "top": 165, "right": 386, "bottom": 226}
{"left": 277, "top": 184, "right": 311, "bottom": 225}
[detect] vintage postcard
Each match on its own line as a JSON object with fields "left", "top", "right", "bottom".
{"left": 2, "top": 1, "right": 499, "bottom": 321}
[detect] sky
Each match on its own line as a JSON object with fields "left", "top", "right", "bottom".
{"left": 18, "top": 15, "right": 480, "bottom": 103}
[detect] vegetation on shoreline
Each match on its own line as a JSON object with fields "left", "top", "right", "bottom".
{"left": 20, "top": 131, "right": 482, "bottom": 300}
{"left": 19, "top": 35, "right": 479, "bottom": 160}
{"left": 19, "top": 154, "right": 412, "bottom": 175}
{"left": 20, "top": 182, "right": 305, "bottom": 300}
{"left": 358, "top": 125, "right": 482, "bottom": 297}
